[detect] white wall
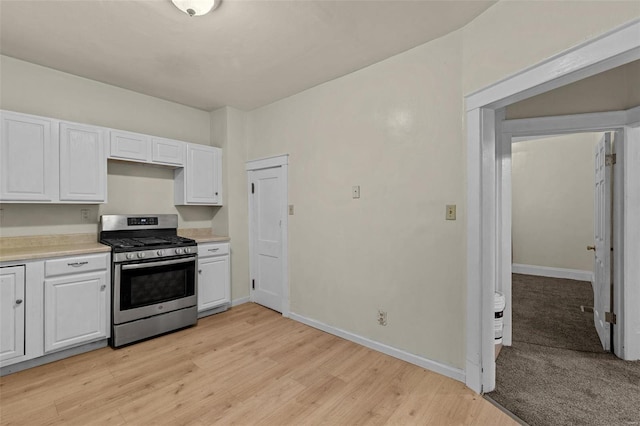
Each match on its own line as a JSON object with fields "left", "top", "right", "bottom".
{"left": 461, "top": 1, "right": 640, "bottom": 95}
{"left": 210, "top": 107, "right": 250, "bottom": 302}
{"left": 512, "top": 133, "right": 601, "bottom": 273}
{"left": 245, "top": 30, "right": 467, "bottom": 368}
{"left": 0, "top": 55, "right": 215, "bottom": 236}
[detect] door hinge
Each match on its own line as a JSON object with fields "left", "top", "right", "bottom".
{"left": 605, "top": 312, "right": 617, "bottom": 324}
{"left": 252, "top": 279, "right": 255, "bottom": 290}
{"left": 605, "top": 154, "right": 616, "bottom": 166}
{"left": 251, "top": 183, "right": 255, "bottom": 194}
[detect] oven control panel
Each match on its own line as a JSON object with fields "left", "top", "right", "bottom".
{"left": 127, "top": 217, "right": 159, "bottom": 226}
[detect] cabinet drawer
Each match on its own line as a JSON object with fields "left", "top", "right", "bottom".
{"left": 45, "top": 254, "right": 109, "bottom": 277}
{"left": 198, "top": 243, "right": 229, "bottom": 257}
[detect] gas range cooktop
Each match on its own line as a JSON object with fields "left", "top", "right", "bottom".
{"left": 101, "top": 236, "right": 195, "bottom": 250}
{"left": 99, "top": 215, "right": 197, "bottom": 260}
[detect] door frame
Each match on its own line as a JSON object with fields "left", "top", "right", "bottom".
{"left": 246, "top": 154, "right": 290, "bottom": 317}
{"left": 465, "top": 19, "right": 640, "bottom": 394}
{"left": 499, "top": 110, "right": 640, "bottom": 352}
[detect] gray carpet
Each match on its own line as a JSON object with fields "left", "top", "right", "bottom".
{"left": 488, "top": 274, "right": 640, "bottom": 426}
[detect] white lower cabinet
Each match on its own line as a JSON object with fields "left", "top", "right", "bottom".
{"left": 44, "top": 270, "right": 108, "bottom": 353}
{"left": 0, "top": 266, "right": 25, "bottom": 363}
{"left": 0, "top": 253, "right": 111, "bottom": 370}
{"left": 197, "top": 243, "right": 230, "bottom": 313}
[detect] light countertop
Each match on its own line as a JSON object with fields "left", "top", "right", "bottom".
{"left": 0, "top": 229, "right": 230, "bottom": 263}
{"left": 0, "top": 234, "right": 110, "bottom": 263}
{"left": 178, "top": 228, "right": 230, "bottom": 244}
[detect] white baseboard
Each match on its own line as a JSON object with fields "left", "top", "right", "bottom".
{"left": 231, "top": 296, "right": 250, "bottom": 307}
{"left": 512, "top": 264, "right": 594, "bottom": 282}
{"left": 289, "top": 312, "right": 465, "bottom": 384}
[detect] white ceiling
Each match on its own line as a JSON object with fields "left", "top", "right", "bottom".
{"left": 0, "top": 0, "right": 495, "bottom": 111}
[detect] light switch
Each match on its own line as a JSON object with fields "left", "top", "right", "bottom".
{"left": 289, "top": 205, "right": 294, "bottom": 215}
{"left": 352, "top": 186, "right": 360, "bottom": 199}
{"left": 446, "top": 205, "right": 456, "bottom": 220}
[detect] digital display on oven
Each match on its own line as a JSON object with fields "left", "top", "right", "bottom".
{"left": 128, "top": 217, "right": 158, "bottom": 226}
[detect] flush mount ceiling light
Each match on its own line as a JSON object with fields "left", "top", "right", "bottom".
{"left": 171, "top": 0, "right": 220, "bottom": 17}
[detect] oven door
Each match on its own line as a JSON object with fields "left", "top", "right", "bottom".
{"left": 113, "top": 255, "right": 197, "bottom": 324}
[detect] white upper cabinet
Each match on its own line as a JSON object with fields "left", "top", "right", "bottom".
{"left": 0, "top": 111, "right": 57, "bottom": 202}
{"left": 59, "top": 122, "right": 107, "bottom": 202}
{"left": 175, "top": 144, "right": 222, "bottom": 205}
{"left": 109, "top": 130, "right": 151, "bottom": 162}
{"left": 152, "top": 137, "right": 185, "bottom": 166}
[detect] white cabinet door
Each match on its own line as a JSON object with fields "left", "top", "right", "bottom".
{"left": 152, "top": 137, "right": 185, "bottom": 166}
{"left": 59, "top": 122, "right": 107, "bottom": 202}
{"left": 0, "top": 266, "right": 25, "bottom": 363}
{"left": 109, "top": 130, "right": 150, "bottom": 162}
{"left": 0, "top": 111, "right": 57, "bottom": 201}
{"left": 198, "top": 246, "right": 230, "bottom": 312}
{"left": 175, "top": 144, "right": 222, "bottom": 205}
{"left": 44, "top": 271, "right": 108, "bottom": 353}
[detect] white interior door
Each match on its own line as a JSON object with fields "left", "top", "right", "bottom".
{"left": 249, "top": 166, "right": 285, "bottom": 312}
{"left": 593, "top": 132, "right": 612, "bottom": 351}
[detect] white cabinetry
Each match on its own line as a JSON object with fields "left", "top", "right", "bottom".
{"left": 197, "top": 242, "right": 230, "bottom": 314}
{"left": 175, "top": 144, "right": 222, "bottom": 205}
{"left": 59, "top": 122, "right": 107, "bottom": 202}
{"left": 0, "top": 266, "right": 25, "bottom": 363}
{"left": 43, "top": 254, "right": 109, "bottom": 353}
{"left": 109, "top": 130, "right": 150, "bottom": 162}
{"left": 152, "top": 137, "right": 185, "bottom": 166}
{"left": 0, "top": 111, "right": 57, "bottom": 202}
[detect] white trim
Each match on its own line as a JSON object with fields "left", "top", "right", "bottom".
{"left": 504, "top": 110, "right": 630, "bottom": 137}
{"left": 245, "top": 154, "right": 289, "bottom": 171}
{"left": 626, "top": 106, "right": 640, "bottom": 127}
{"left": 621, "top": 126, "right": 640, "bottom": 360}
{"left": 512, "top": 264, "right": 594, "bottom": 283}
{"left": 246, "top": 156, "right": 290, "bottom": 318}
{"left": 466, "top": 19, "right": 640, "bottom": 111}
{"left": 289, "top": 312, "right": 465, "bottom": 383}
{"left": 465, "top": 19, "right": 640, "bottom": 394}
{"left": 231, "top": 296, "right": 250, "bottom": 307}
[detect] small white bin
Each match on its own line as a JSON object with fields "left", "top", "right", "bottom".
{"left": 494, "top": 292, "right": 505, "bottom": 345}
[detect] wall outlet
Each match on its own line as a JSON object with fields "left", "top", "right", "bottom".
{"left": 377, "top": 310, "right": 387, "bottom": 326}
{"left": 446, "top": 204, "right": 456, "bottom": 220}
{"left": 80, "top": 209, "right": 90, "bottom": 223}
{"left": 352, "top": 185, "right": 360, "bottom": 199}
{"left": 0, "top": 208, "right": 3, "bottom": 222}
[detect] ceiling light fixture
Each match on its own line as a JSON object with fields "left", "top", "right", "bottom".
{"left": 171, "top": 0, "right": 220, "bottom": 17}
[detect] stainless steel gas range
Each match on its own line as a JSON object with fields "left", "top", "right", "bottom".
{"left": 99, "top": 214, "right": 198, "bottom": 348}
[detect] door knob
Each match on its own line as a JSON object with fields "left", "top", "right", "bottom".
{"left": 587, "top": 245, "right": 596, "bottom": 251}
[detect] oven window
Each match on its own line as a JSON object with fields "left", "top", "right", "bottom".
{"left": 120, "top": 260, "right": 195, "bottom": 310}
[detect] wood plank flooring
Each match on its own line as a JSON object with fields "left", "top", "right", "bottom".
{"left": 0, "top": 303, "right": 516, "bottom": 425}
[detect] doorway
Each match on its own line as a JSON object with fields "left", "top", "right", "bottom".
{"left": 485, "top": 131, "right": 640, "bottom": 425}
{"left": 464, "top": 19, "right": 640, "bottom": 394}
{"left": 246, "top": 154, "right": 289, "bottom": 316}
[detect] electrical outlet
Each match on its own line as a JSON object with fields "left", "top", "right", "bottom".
{"left": 80, "top": 209, "right": 90, "bottom": 223}
{"left": 352, "top": 185, "right": 360, "bottom": 199}
{"left": 377, "top": 310, "right": 387, "bottom": 326}
{"left": 289, "top": 205, "right": 294, "bottom": 215}
{"left": 446, "top": 204, "right": 456, "bottom": 220}
{"left": 0, "top": 208, "right": 3, "bottom": 222}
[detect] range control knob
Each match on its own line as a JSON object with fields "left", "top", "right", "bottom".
{"left": 184, "top": 247, "right": 191, "bottom": 254}
{"left": 156, "top": 250, "right": 165, "bottom": 256}
{"left": 137, "top": 252, "right": 146, "bottom": 259}
{"left": 175, "top": 248, "right": 184, "bottom": 255}
{"left": 126, "top": 253, "right": 135, "bottom": 260}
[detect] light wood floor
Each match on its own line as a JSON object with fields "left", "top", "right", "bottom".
{"left": 0, "top": 303, "right": 516, "bottom": 425}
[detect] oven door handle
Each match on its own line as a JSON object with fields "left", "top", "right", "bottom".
{"left": 121, "top": 256, "right": 196, "bottom": 270}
